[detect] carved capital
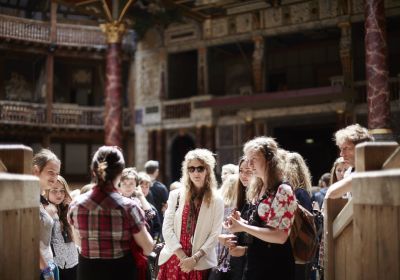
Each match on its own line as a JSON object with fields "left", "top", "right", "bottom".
{"left": 100, "top": 21, "right": 126, "bottom": 44}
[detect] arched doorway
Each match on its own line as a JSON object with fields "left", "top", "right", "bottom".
{"left": 170, "top": 134, "right": 195, "bottom": 183}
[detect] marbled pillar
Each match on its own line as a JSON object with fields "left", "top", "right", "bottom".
{"left": 104, "top": 43, "right": 123, "bottom": 147}
{"left": 100, "top": 22, "right": 126, "bottom": 147}
{"left": 364, "top": 0, "right": 391, "bottom": 132}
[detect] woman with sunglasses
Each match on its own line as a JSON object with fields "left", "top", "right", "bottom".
{"left": 45, "top": 175, "right": 78, "bottom": 280}
{"left": 157, "top": 148, "right": 224, "bottom": 280}
{"left": 224, "top": 137, "right": 297, "bottom": 280}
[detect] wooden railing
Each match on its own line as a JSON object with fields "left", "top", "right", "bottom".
{"left": 324, "top": 142, "right": 400, "bottom": 280}
{"left": 57, "top": 23, "right": 106, "bottom": 48}
{"left": 0, "top": 14, "right": 49, "bottom": 43}
{"left": 354, "top": 77, "right": 400, "bottom": 103}
{"left": 161, "top": 95, "right": 212, "bottom": 120}
{"left": 0, "top": 14, "right": 108, "bottom": 49}
{"left": 0, "top": 101, "right": 133, "bottom": 130}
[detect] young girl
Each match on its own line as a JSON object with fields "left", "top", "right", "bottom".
{"left": 33, "top": 148, "right": 61, "bottom": 280}
{"left": 224, "top": 137, "right": 297, "bottom": 280}
{"left": 119, "top": 168, "right": 159, "bottom": 238}
{"left": 45, "top": 175, "right": 79, "bottom": 280}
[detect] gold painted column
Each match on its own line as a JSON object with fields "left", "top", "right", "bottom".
{"left": 100, "top": 21, "right": 127, "bottom": 147}
{"left": 252, "top": 35, "right": 264, "bottom": 93}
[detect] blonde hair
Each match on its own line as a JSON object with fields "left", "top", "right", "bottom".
{"left": 244, "top": 137, "right": 284, "bottom": 202}
{"left": 45, "top": 175, "right": 74, "bottom": 242}
{"left": 330, "top": 157, "right": 346, "bottom": 185}
{"left": 219, "top": 174, "right": 239, "bottom": 207}
{"left": 181, "top": 149, "right": 218, "bottom": 207}
{"left": 284, "top": 152, "right": 312, "bottom": 195}
{"left": 121, "top": 167, "right": 139, "bottom": 184}
{"left": 138, "top": 172, "right": 152, "bottom": 184}
{"left": 335, "top": 124, "right": 374, "bottom": 146}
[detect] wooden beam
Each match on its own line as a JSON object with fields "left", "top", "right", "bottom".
{"left": 332, "top": 201, "right": 353, "bottom": 239}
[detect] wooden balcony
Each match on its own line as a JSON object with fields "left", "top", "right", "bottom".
{"left": 0, "top": 101, "right": 133, "bottom": 130}
{"left": 196, "top": 84, "right": 346, "bottom": 110}
{"left": 0, "top": 14, "right": 132, "bottom": 50}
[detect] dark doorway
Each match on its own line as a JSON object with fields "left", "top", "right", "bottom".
{"left": 274, "top": 123, "right": 338, "bottom": 186}
{"left": 170, "top": 134, "right": 195, "bottom": 183}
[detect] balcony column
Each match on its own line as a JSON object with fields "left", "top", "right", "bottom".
{"left": 159, "top": 48, "right": 167, "bottom": 100}
{"left": 198, "top": 46, "right": 208, "bottom": 95}
{"left": 195, "top": 125, "right": 205, "bottom": 147}
{"left": 204, "top": 125, "right": 215, "bottom": 152}
{"left": 364, "top": 0, "right": 392, "bottom": 139}
{"left": 147, "top": 130, "right": 156, "bottom": 160}
{"left": 155, "top": 129, "right": 166, "bottom": 182}
{"left": 252, "top": 35, "right": 264, "bottom": 93}
{"left": 46, "top": 1, "right": 57, "bottom": 126}
{"left": 338, "top": 21, "right": 353, "bottom": 86}
{"left": 100, "top": 21, "right": 126, "bottom": 147}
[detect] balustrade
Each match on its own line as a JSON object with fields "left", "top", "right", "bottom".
{"left": 0, "top": 101, "right": 132, "bottom": 130}
{"left": 0, "top": 14, "right": 107, "bottom": 49}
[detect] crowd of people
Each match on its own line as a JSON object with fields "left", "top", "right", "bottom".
{"left": 35, "top": 123, "right": 374, "bottom": 280}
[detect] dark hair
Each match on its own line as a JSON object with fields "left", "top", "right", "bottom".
{"left": 235, "top": 157, "right": 248, "bottom": 211}
{"left": 144, "top": 160, "right": 159, "bottom": 175}
{"left": 91, "top": 146, "right": 125, "bottom": 186}
{"left": 32, "top": 148, "right": 60, "bottom": 173}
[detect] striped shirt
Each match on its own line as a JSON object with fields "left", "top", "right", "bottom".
{"left": 68, "top": 184, "right": 145, "bottom": 259}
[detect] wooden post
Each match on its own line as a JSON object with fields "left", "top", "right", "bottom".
{"left": 252, "top": 35, "right": 264, "bottom": 93}
{"left": 355, "top": 141, "right": 398, "bottom": 172}
{"left": 324, "top": 198, "right": 349, "bottom": 280}
{"left": 0, "top": 174, "right": 40, "bottom": 280}
{"left": 198, "top": 46, "right": 208, "bottom": 95}
{"left": 0, "top": 145, "right": 33, "bottom": 175}
{"left": 46, "top": 1, "right": 57, "bottom": 125}
{"left": 352, "top": 170, "right": 400, "bottom": 280}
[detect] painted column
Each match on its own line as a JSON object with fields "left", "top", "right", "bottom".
{"left": 198, "top": 46, "right": 208, "bottom": 95}
{"left": 252, "top": 35, "right": 264, "bottom": 93}
{"left": 338, "top": 21, "right": 353, "bottom": 86}
{"left": 364, "top": 0, "right": 392, "bottom": 138}
{"left": 100, "top": 21, "right": 126, "bottom": 147}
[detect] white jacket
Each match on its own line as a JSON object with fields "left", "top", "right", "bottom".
{"left": 158, "top": 188, "right": 224, "bottom": 270}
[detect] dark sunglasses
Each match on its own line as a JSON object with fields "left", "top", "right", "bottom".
{"left": 188, "top": 166, "right": 206, "bottom": 173}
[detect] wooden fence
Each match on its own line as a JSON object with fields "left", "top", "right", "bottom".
{"left": 324, "top": 142, "right": 400, "bottom": 280}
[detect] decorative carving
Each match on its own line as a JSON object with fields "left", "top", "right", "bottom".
{"left": 263, "top": 7, "right": 282, "bottom": 28}
{"left": 290, "top": 2, "right": 311, "bottom": 24}
{"left": 100, "top": 21, "right": 126, "bottom": 44}
{"left": 236, "top": 14, "right": 253, "bottom": 33}
{"left": 211, "top": 18, "right": 228, "bottom": 37}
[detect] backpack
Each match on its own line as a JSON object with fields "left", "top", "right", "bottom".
{"left": 289, "top": 201, "right": 319, "bottom": 263}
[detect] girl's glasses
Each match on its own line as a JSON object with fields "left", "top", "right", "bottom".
{"left": 188, "top": 166, "right": 206, "bottom": 173}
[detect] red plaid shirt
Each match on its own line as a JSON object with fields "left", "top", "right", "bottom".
{"left": 68, "top": 184, "right": 145, "bottom": 259}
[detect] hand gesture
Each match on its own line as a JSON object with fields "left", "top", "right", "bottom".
{"left": 179, "top": 257, "right": 196, "bottom": 273}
